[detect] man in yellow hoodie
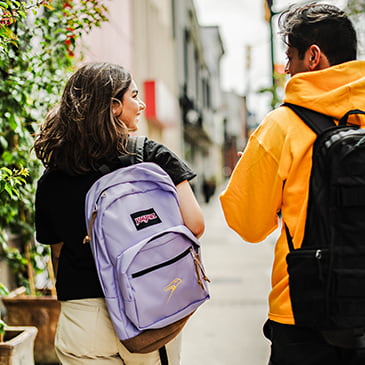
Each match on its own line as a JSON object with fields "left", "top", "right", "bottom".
{"left": 220, "top": 3, "right": 365, "bottom": 364}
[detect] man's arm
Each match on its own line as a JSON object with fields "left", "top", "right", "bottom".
{"left": 220, "top": 133, "right": 283, "bottom": 243}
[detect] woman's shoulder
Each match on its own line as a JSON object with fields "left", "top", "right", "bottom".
{"left": 142, "top": 138, "right": 196, "bottom": 185}
{"left": 142, "top": 137, "right": 177, "bottom": 162}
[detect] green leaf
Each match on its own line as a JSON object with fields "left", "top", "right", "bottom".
{"left": 0, "top": 319, "right": 6, "bottom": 336}
{"left": 4, "top": 185, "right": 13, "bottom": 198}
{"left": 0, "top": 283, "right": 9, "bottom": 296}
{"left": 0, "top": 167, "right": 12, "bottom": 175}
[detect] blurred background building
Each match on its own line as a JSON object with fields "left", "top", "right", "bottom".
{"left": 78, "top": 0, "right": 247, "bottom": 202}
{"left": 75, "top": 0, "right": 356, "bottom": 202}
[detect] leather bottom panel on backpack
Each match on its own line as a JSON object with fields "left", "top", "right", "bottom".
{"left": 121, "top": 314, "right": 192, "bottom": 353}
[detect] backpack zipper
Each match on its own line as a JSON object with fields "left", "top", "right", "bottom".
{"left": 131, "top": 246, "right": 211, "bottom": 290}
{"left": 131, "top": 247, "right": 192, "bottom": 278}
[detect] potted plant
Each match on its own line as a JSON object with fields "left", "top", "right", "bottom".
{"left": 0, "top": 283, "right": 38, "bottom": 365}
{"left": 0, "top": 166, "right": 55, "bottom": 364}
{"left": 0, "top": 168, "right": 60, "bottom": 363}
{"left": 0, "top": 167, "right": 59, "bottom": 364}
{"left": 1, "top": 245, "right": 61, "bottom": 364}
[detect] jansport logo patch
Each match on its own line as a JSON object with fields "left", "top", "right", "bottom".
{"left": 131, "top": 208, "right": 162, "bottom": 230}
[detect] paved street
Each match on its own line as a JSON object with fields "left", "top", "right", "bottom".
{"left": 181, "top": 188, "right": 279, "bottom": 365}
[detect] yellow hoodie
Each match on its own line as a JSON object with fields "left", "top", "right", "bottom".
{"left": 220, "top": 60, "right": 365, "bottom": 325}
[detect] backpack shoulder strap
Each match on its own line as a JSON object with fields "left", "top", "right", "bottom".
{"left": 284, "top": 222, "right": 294, "bottom": 252}
{"left": 282, "top": 102, "right": 335, "bottom": 135}
{"left": 98, "top": 136, "right": 146, "bottom": 174}
{"left": 282, "top": 103, "right": 335, "bottom": 252}
{"left": 126, "top": 135, "right": 145, "bottom": 164}
{"left": 116, "top": 135, "right": 146, "bottom": 166}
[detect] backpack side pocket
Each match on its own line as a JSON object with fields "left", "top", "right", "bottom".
{"left": 286, "top": 248, "right": 329, "bottom": 327}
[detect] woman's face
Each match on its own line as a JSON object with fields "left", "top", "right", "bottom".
{"left": 115, "top": 80, "right": 146, "bottom": 132}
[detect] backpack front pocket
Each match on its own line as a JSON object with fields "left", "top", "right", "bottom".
{"left": 116, "top": 230, "right": 210, "bottom": 330}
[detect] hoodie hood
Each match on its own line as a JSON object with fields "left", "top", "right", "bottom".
{"left": 284, "top": 60, "right": 365, "bottom": 123}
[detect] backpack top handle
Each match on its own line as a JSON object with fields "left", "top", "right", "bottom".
{"left": 338, "top": 109, "right": 365, "bottom": 126}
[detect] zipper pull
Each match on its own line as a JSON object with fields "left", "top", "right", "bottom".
{"left": 83, "top": 209, "right": 98, "bottom": 244}
{"left": 83, "top": 192, "right": 105, "bottom": 244}
{"left": 190, "top": 248, "right": 211, "bottom": 289}
{"left": 192, "top": 249, "right": 211, "bottom": 283}
{"left": 315, "top": 249, "right": 324, "bottom": 282}
{"left": 191, "top": 248, "right": 204, "bottom": 289}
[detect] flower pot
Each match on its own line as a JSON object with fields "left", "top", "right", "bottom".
{"left": 0, "top": 326, "right": 38, "bottom": 365}
{"left": 2, "top": 289, "right": 60, "bottom": 364}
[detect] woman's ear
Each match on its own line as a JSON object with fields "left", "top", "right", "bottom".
{"left": 111, "top": 98, "right": 122, "bottom": 118}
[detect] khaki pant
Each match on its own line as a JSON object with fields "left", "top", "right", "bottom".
{"left": 55, "top": 298, "right": 182, "bottom": 365}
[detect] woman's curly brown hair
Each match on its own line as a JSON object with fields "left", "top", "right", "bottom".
{"left": 34, "top": 62, "right": 132, "bottom": 175}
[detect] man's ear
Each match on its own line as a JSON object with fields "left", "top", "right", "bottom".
{"left": 307, "top": 44, "right": 330, "bottom": 71}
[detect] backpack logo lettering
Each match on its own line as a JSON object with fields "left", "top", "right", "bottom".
{"left": 131, "top": 208, "right": 162, "bottom": 230}
{"left": 164, "top": 278, "right": 183, "bottom": 301}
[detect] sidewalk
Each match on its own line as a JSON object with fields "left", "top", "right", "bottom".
{"left": 181, "top": 191, "right": 278, "bottom": 365}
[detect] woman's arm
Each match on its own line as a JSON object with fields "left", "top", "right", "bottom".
{"left": 176, "top": 180, "right": 205, "bottom": 238}
{"left": 50, "top": 241, "right": 64, "bottom": 277}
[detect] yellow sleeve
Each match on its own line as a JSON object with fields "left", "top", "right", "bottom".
{"left": 220, "top": 122, "right": 285, "bottom": 243}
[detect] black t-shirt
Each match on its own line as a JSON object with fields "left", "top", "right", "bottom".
{"left": 35, "top": 138, "right": 196, "bottom": 300}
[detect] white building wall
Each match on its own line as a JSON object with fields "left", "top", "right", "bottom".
{"left": 132, "top": 0, "right": 182, "bottom": 154}
{"left": 78, "top": 1, "right": 134, "bottom": 72}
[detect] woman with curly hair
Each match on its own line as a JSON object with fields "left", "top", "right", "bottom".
{"left": 34, "top": 62, "right": 204, "bottom": 365}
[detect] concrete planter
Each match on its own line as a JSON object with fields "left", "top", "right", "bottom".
{"left": 2, "top": 289, "right": 60, "bottom": 364}
{"left": 0, "top": 326, "right": 38, "bottom": 365}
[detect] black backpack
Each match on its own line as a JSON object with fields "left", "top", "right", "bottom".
{"left": 283, "top": 103, "right": 365, "bottom": 348}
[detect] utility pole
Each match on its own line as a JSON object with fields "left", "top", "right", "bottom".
{"left": 244, "top": 44, "right": 252, "bottom": 96}
{"left": 264, "top": 0, "right": 278, "bottom": 108}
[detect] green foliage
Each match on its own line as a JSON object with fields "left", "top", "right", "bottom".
{"left": 0, "top": 167, "right": 30, "bottom": 249}
{"left": 0, "top": 1, "right": 50, "bottom": 54}
{"left": 0, "top": 167, "right": 29, "bottom": 288}
{"left": 0, "top": 167, "right": 28, "bottom": 199}
{"left": 0, "top": 283, "right": 8, "bottom": 339}
{"left": 346, "top": 0, "right": 365, "bottom": 58}
{"left": 0, "top": 283, "right": 9, "bottom": 296}
{"left": 0, "top": 319, "right": 5, "bottom": 340}
{"left": 0, "top": 0, "right": 109, "bottom": 292}
{"left": 347, "top": 0, "right": 365, "bottom": 14}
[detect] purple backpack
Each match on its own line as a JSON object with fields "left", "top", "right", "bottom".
{"left": 84, "top": 137, "right": 210, "bottom": 353}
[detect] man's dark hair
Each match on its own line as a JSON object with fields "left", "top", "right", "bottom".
{"left": 278, "top": 2, "right": 357, "bottom": 65}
